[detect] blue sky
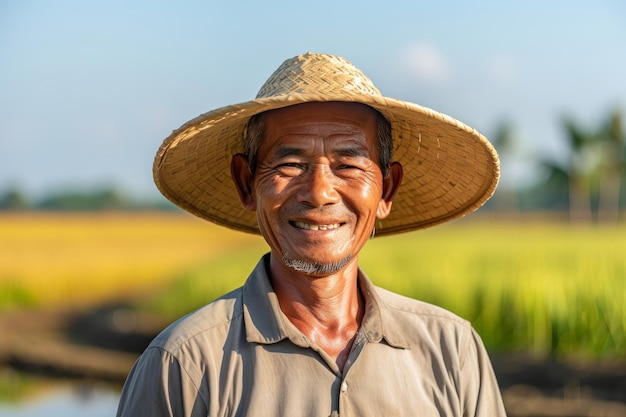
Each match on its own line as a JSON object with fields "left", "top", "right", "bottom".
{"left": 2, "top": 0, "right": 625, "bottom": 198}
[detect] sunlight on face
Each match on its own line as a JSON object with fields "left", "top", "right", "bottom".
{"left": 249, "top": 102, "right": 387, "bottom": 276}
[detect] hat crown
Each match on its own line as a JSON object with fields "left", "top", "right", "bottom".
{"left": 256, "top": 53, "right": 382, "bottom": 99}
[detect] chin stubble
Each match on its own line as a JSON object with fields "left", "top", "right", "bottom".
{"left": 282, "top": 252, "right": 353, "bottom": 275}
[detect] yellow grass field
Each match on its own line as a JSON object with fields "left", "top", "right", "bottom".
{"left": 0, "top": 212, "right": 266, "bottom": 309}
{"left": 1, "top": 212, "right": 625, "bottom": 357}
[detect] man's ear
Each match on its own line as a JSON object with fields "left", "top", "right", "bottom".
{"left": 376, "top": 161, "right": 403, "bottom": 219}
{"left": 231, "top": 153, "right": 256, "bottom": 211}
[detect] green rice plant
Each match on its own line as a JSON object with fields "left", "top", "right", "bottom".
{"left": 139, "top": 219, "right": 626, "bottom": 359}
{"left": 138, "top": 243, "right": 269, "bottom": 319}
{"left": 7, "top": 214, "right": 623, "bottom": 358}
{"left": 358, "top": 220, "right": 626, "bottom": 358}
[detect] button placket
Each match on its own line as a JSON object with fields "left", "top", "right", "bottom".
{"left": 337, "top": 328, "right": 367, "bottom": 416}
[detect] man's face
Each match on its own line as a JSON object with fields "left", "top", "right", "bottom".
{"left": 238, "top": 102, "right": 397, "bottom": 276}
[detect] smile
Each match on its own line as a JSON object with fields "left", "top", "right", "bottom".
{"left": 292, "top": 221, "right": 342, "bottom": 231}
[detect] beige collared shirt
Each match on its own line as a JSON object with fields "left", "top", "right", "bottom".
{"left": 117, "top": 254, "right": 507, "bottom": 417}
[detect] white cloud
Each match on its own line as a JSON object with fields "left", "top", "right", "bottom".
{"left": 401, "top": 41, "right": 451, "bottom": 82}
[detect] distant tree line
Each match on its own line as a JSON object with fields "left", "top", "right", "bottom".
{"left": 0, "top": 187, "right": 178, "bottom": 212}
{"left": 489, "top": 107, "right": 625, "bottom": 223}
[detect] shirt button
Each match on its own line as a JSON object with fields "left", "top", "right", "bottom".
{"left": 341, "top": 382, "right": 348, "bottom": 393}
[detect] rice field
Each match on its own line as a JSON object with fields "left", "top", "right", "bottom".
{"left": 0, "top": 212, "right": 263, "bottom": 309}
{"left": 359, "top": 221, "right": 626, "bottom": 358}
{"left": 1, "top": 212, "right": 625, "bottom": 359}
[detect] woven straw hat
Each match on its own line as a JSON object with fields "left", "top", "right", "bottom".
{"left": 154, "top": 52, "right": 499, "bottom": 236}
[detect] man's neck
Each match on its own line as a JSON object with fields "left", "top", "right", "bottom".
{"left": 268, "top": 253, "right": 365, "bottom": 370}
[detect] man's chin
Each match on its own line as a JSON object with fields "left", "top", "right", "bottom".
{"left": 281, "top": 252, "right": 352, "bottom": 276}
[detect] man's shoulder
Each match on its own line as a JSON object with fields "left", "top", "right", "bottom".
{"left": 150, "top": 286, "right": 245, "bottom": 353}
{"left": 374, "top": 285, "right": 470, "bottom": 328}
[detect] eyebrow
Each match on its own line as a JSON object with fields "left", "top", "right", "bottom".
{"left": 272, "top": 146, "right": 306, "bottom": 160}
{"left": 335, "top": 145, "right": 370, "bottom": 158}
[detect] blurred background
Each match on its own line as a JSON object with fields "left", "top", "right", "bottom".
{"left": 1, "top": 1, "right": 625, "bottom": 416}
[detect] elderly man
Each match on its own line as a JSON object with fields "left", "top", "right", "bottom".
{"left": 117, "top": 53, "right": 507, "bottom": 417}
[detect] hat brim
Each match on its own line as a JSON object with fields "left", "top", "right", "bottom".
{"left": 153, "top": 93, "right": 499, "bottom": 236}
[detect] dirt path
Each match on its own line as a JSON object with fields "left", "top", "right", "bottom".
{"left": 492, "top": 354, "right": 626, "bottom": 416}
{"left": 0, "top": 308, "right": 142, "bottom": 383}
{"left": 1, "top": 306, "right": 625, "bottom": 417}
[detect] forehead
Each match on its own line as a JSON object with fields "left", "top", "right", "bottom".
{"left": 261, "top": 101, "right": 378, "bottom": 144}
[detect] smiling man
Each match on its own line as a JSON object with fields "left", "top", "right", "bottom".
{"left": 231, "top": 101, "right": 402, "bottom": 371}
{"left": 117, "top": 53, "right": 507, "bottom": 417}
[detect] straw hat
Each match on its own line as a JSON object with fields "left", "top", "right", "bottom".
{"left": 154, "top": 52, "right": 499, "bottom": 236}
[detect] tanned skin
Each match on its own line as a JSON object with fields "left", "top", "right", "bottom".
{"left": 231, "top": 102, "right": 403, "bottom": 370}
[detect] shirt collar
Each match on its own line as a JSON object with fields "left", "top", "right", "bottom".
{"left": 242, "top": 254, "right": 308, "bottom": 347}
{"left": 357, "top": 270, "right": 410, "bottom": 349}
{"left": 242, "top": 253, "right": 409, "bottom": 349}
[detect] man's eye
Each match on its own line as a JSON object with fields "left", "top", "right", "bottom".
{"left": 338, "top": 164, "right": 356, "bottom": 169}
{"left": 276, "top": 163, "right": 304, "bottom": 175}
{"left": 278, "top": 163, "right": 303, "bottom": 169}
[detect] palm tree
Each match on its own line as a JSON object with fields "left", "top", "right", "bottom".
{"left": 561, "top": 116, "right": 598, "bottom": 223}
{"left": 490, "top": 119, "right": 519, "bottom": 215}
{"left": 597, "top": 109, "right": 625, "bottom": 224}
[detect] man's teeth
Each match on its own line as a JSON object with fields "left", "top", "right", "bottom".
{"left": 293, "top": 221, "right": 340, "bottom": 231}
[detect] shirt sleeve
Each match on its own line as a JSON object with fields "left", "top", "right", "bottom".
{"left": 460, "top": 327, "right": 508, "bottom": 417}
{"left": 116, "top": 346, "right": 209, "bottom": 417}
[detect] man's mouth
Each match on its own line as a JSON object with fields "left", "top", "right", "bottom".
{"left": 291, "top": 221, "right": 342, "bottom": 231}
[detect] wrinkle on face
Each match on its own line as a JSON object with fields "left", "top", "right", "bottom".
{"left": 236, "top": 102, "right": 396, "bottom": 276}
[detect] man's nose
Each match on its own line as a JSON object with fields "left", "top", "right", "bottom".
{"left": 298, "top": 164, "right": 340, "bottom": 207}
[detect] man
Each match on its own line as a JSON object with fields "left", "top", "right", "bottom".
{"left": 117, "top": 53, "right": 506, "bottom": 416}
